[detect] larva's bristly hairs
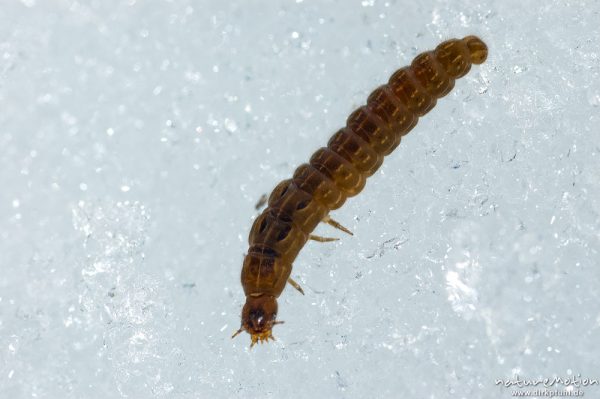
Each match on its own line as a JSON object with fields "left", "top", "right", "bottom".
{"left": 232, "top": 35, "right": 488, "bottom": 347}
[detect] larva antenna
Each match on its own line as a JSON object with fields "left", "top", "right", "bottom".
{"left": 231, "top": 327, "right": 243, "bottom": 339}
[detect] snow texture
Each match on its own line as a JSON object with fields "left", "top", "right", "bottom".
{"left": 1, "top": 0, "right": 599, "bottom": 398}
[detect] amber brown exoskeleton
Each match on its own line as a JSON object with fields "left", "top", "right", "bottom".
{"left": 232, "top": 35, "right": 488, "bottom": 347}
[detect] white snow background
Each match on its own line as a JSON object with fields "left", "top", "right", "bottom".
{"left": 1, "top": 0, "right": 599, "bottom": 398}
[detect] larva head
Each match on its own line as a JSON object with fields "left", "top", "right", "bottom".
{"left": 232, "top": 295, "right": 283, "bottom": 347}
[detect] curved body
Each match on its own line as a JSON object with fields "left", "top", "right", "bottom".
{"left": 234, "top": 36, "right": 488, "bottom": 346}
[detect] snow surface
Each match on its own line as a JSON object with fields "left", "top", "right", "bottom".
{"left": 1, "top": 0, "right": 599, "bottom": 398}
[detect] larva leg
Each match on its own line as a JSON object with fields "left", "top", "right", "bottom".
{"left": 254, "top": 193, "right": 268, "bottom": 210}
{"left": 323, "top": 215, "right": 353, "bottom": 236}
{"left": 287, "top": 277, "right": 305, "bottom": 295}
{"left": 309, "top": 234, "right": 339, "bottom": 242}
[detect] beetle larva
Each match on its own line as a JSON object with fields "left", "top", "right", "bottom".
{"left": 232, "top": 35, "right": 488, "bottom": 347}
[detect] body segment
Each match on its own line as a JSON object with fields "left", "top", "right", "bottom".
{"left": 234, "top": 36, "right": 488, "bottom": 346}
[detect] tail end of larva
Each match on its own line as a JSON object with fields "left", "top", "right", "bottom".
{"left": 462, "top": 35, "right": 488, "bottom": 65}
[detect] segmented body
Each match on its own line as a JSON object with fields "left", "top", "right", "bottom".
{"left": 235, "top": 36, "right": 488, "bottom": 346}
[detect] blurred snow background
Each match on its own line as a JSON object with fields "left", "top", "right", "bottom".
{"left": 1, "top": 0, "right": 599, "bottom": 398}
